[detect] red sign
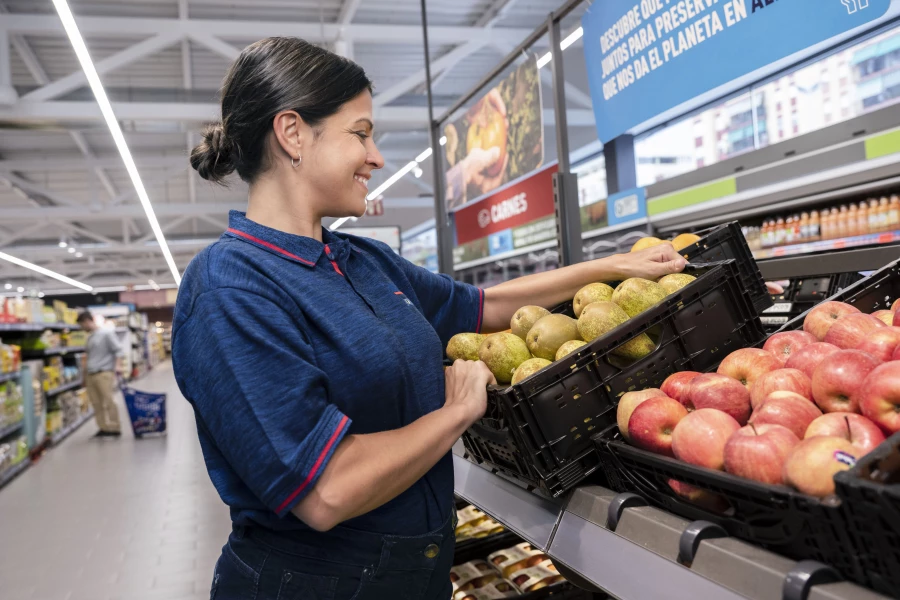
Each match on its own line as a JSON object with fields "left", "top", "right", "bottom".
{"left": 455, "top": 164, "right": 557, "bottom": 246}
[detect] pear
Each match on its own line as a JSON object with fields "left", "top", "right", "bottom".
{"left": 556, "top": 339, "right": 587, "bottom": 361}
{"left": 658, "top": 273, "right": 697, "bottom": 295}
{"left": 573, "top": 283, "right": 615, "bottom": 318}
{"left": 612, "top": 278, "right": 668, "bottom": 318}
{"left": 577, "top": 301, "right": 655, "bottom": 360}
{"left": 512, "top": 358, "right": 552, "bottom": 385}
{"left": 526, "top": 314, "right": 580, "bottom": 360}
{"left": 631, "top": 237, "right": 665, "bottom": 252}
{"left": 446, "top": 333, "right": 486, "bottom": 362}
{"left": 479, "top": 333, "right": 532, "bottom": 384}
{"left": 511, "top": 305, "right": 551, "bottom": 340}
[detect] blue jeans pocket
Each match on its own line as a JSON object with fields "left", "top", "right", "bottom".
{"left": 275, "top": 570, "right": 338, "bottom": 600}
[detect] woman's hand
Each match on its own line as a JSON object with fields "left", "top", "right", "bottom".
{"left": 444, "top": 359, "right": 496, "bottom": 426}
{"left": 603, "top": 243, "right": 687, "bottom": 281}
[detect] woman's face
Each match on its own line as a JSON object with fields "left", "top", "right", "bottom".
{"left": 304, "top": 91, "right": 384, "bottom": 219}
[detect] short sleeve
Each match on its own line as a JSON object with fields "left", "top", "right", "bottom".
{"left": 172, "top": 288, "right": 351, "bottom": 517}
{"left": 106, "top": 330, "right": 124, "bottom": 357}
{"left": 395, "top": 257, "right": 484, "bottom": 346}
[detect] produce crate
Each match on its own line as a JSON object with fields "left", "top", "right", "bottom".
{"left": 594, "top": 425, "right": 867, "bottom": 585}
{"left": 679, "top": 222, "right": 772, "bottom": 314}
{"left": 461, "top": 260, "right": 768, "bottom": 498}
{"left": 760, "top": 271, "right": 865, "bottom": 332}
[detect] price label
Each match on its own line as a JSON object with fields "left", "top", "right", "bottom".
{"left": 764, "top": 303, "right": 793, "bottom": 314}
{"left": 761, "top": 316, "right": 789, "bottom": 326}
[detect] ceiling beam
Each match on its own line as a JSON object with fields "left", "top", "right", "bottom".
{"left": 337, "top": 0, "right": 364, "bottom": 26}
{"left": 0, "top": 155, "right": 187, "bottom": 171}
{"left": 0, "top": 202, "right": 245, "bottom": 222}
{"left": 188, "top": 33, "right": 241, "bottom": 61}
{"left": 136, "top": 214, "right": 192, "bottom": 243}
{"left": 0, "top": 173, "right": 81, "bottom": 207}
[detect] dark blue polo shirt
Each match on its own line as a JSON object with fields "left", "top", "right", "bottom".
{"left": 172, "top": 211, "right": 483, "bottom": 536}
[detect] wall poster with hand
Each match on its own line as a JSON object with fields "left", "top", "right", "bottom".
{"left": 443, "top": 56, "right": 544, "bottom": 211}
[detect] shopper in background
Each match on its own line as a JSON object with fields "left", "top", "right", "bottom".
{"left": 173, "top": 37, "right": 685, "bottom": 600}
{"left": 76, "top": 312, "right": 123, "bottom": 439}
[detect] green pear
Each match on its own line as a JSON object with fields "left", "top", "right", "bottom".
{"left": 577, "top": 301, "right": 655, "bottom": 360}
{"left": 555, "top": 339, "right": 587, "bottom": 361}
{"left": 526, "top": 314, "right": 580, "bottom": 360}
{"left": 479, "top": 333, "right": 532, "bottom": 384}
{"left": 612, "top": 278, "right": 668, "bottom": 318}
{"left": 573, "top": 283, "right": 615, "bottom": 318}
{"left": 658, "top": 273, "right": 697, "bottom": 295}
{"left": 512, "top": 358, "right": 552, "bottom": 385}
{"left": 446, "top": 333, "right": 486, "bottom": 362}
{"left": 511, "top": 305, "right": 551, "bottom": 340}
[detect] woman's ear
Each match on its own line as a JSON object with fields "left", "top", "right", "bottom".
{"left": 272, "top": 110, "right": 305, "bottom": 163}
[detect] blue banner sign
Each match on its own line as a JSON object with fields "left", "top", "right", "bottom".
{"left": 582, "top": 0, "right": 893, "bottom": 143}
{"left": 607, "top": 187, "right": 648, "bottom": 226}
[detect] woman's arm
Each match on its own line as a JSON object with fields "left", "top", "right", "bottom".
{"left": 482, "top": 243, "right": 687, "bottom": 333}
{"left": 292, "top": 359, "right": 495, "bottom": 531}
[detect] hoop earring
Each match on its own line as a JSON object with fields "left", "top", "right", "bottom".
{"left": 291, "top": 155, "right": 301, "bottom": 168}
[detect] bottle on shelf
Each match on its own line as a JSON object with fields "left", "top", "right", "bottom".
{"left": 889, "top": 194, "right": 900, "bottom": 231}
{"left": 857, "top": 201, "right": 869, "bottom": 236}
{"left": 809, "top": 210, "right": 821, "bottom": 242}
{"left": 877, "top": 197, "right": 890, "bottom": 233}
{"left": 799, "top": 212, "right": 810, "bottom": 241}
{"left": 837, "top": 205, "right": 850, "bottom": 239}
{"left": 868, "top": 198, "right": 879, "bottom": 234}
{"left": 791, "top": 214, "right": 802, "bottom": 243}
{"left": 847, "top": 203, "right": 859, "bottom": 237}
{"left": 775, "top": 217, "right": 786, "bottom": 246}
{"left": 785, "top": 216, "right": 795, "bottom": 244}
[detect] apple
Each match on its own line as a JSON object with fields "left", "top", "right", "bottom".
{"left": 672, "top": 409, "right": 741, "bottom": 470}
{"left": 724, "top": 423, "right": 799, "bottom": 485}
{"left": 894, "top": 345, "right": 900, "bottom": 361}
{"left": 750, "top": 391, "right": 823, "bottom": 439}
{"left": 628, "top": 396, "right": 689, "bottom": 456}
{"left": 785, "top": 342, "right": 841, "bottom": 379}
{"left": 661, "top": 371, "right": 701, "bottom": 410}
{"left": 667, "top": 479, "right": 729, "bottom": 513}
{"left": 689, "top": 373, "right": 752, "bottom": 424}
{"left": 856, "top": 327, "right": 900, "bottom": 362}
{"left": 823, "top": 313, "right": 886, "bottom": 350}
{"left": 893, "top": 298, "right": 900, "bottom": 312}
{"left": 805, "top": 412, "right": 885, "bottom": 456}
{"left": 749, "top": 368, "right": 812, "bottom": 411}
{"left": 872, "top": 310, "right": 895, "bottom": 326}
{"left": 858, "top": 362, "right": 900, "bottom": 434}
{"left": 763, "top": 331, "right": 817, "bottom": 366}
{"left": 783, "top": 436, "right": 858, "bottom": 497}
{"left": 717, "top": 348, "right": 781, "bottom": 390}
{"left": 894, "top": 310, "right": 900, "bottom": 328}
{"left": 811, "top": 350, "right": 881, "bottom": 413}
{"left": 616, "top": 388, "right": 667, "bottom": 440}
{"left": 803, "top": 301, "right": 861, "bottom": 341}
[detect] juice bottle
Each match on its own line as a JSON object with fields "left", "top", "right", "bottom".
{"left": 847, "top": 204, "right": 859, "bottom": 237}
{"left": 869, "top": 199, "right": 879, "bottom": 233}
{"left": 792, "top": 215, "right": 802, "bottom": 242}
{"left": 857, "top": 201, "right": 869, "bottom": 236}
{"left": 775, "top": 217, "right": 786, "bottom": 246}
{"left": 889, "top": 195, "right": 900, "bottom": 230}
{"left": 809, "top": 210, "right": 821, "bottom": 241}
{"left": 785, "top": 216, "right": 796, "bottom": 244}
{"left": 837, "top": 205, "right": 850, "bottom": 239}
{"left": 799, "top": 212, "right": 810, "bottom": 240}
{"left": 878, "top": 197, "right": 890, "bottom": 232}
{"left": 830, "top": 207, "right": 841, "bottom": 239}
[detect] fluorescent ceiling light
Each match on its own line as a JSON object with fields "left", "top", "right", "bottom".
{"left": 148, "top": 279, "right": 160, "bottom": 291}
{"left": 415, "top": 148, "right": 433, "bottom": 162}
{"left": 75, "top": 252, "right": 83, "bottom": 258}
{"left": 58, "top": 240, "right": 67, "bottom": 248}
{"left": 3, "top": 283, "right": 10, "bottom": 290}
{"left": 51, "top": 0, "right": 181, "bottom": 286}
{"left": 561, "top": 27, "right": 584, "bottom": 51}
{"left": 38, "top": 292, "right": 45, "bottom": 298}
{"left": 16, "top": 287, "right": 24, "bottom": 293}
{"left": 367, "top": 161, "right": 418, "bottom": 201}
{"left": 67, "top": 247, "right": 76, "bottom": 254}
{"left": 0, "top": 250, "right": 93, "bottom": 291}
{"left": 537, "top": 52, "right": 552, "bottom": 69}
{"left": 439, "top": 136, "right": 447, "bottom": 146}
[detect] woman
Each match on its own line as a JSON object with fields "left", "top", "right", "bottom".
{"left": 172, "top": 37, "right": 686, "bottom": 600}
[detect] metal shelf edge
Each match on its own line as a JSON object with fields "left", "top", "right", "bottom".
{"left": 0, "top": 457, "right": 31, "bottom": 489}
{"left": 0, "top": 371, "right": 20, "bottom": 384}
{"left": 0, "top": 420, "right": 24, "bottom": 440}
{"left": 50, "top": 409, "right": 95, "bottom": 446}
{"left": 44, "top": 380, "right": 84, "bottom": 397}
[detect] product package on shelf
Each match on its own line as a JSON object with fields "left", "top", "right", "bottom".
{"left": 451, "top": 560, "right": 501, "bottom": 598}
{"left": 454, "top": 578, "right": 519, "bottom": 599}
{"left": 509, "top": 561, "right": 563, "bottom": 594}
{"left": 46, "top": 410, "right": 63, "bottom": 435}
{"left": 0, "top": 342, "right": 21, "bottom": 374}
{"left": 0, "top": 379, "right": 24, "bottom": 429}
{"left": 0, "top": 435, "right": 28, "bottom": 473}
{"left": 487, "top": 543, "right": 548, "bottom": 580}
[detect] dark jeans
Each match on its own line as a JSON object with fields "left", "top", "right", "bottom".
{"left": 209, "top": 515, "right": 455, "bottom": 600}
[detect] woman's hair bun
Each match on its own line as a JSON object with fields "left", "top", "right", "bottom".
{"left": 190, "top": 123, "right": 236, "bottom": 184}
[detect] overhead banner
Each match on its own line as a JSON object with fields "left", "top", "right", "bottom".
{"left": 582, "top": 0, "right": 893, "bottom": 143}
{"left": 443, "top": 57, "right": 544, "bottom": 211}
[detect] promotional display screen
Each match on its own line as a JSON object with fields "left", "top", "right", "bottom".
{"left": 582, "top": 0, "right": 894, "bottom": 143}
{"left": 443, "top": 57, "right": 545, "bottom": 211}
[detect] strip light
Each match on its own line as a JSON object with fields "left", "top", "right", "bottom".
{"left": 0, "top": 251, "right": 93, "bottom": 291}
{"left": 51, "top": 0, "right": 182, "bottom": 286}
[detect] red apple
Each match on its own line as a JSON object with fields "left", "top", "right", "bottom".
{"left": 805, "top": 413, "right": 885, "bottom": 456}
{"left": 856, "top": 327, "right": 900, "bottom": 362}
{"left": 689, "top": 373, "right": 752, "bottom": 424}
{"left": 872, "top": 310, "right": 895, "bottom": 326}
{"left": 858, "top": 362, "right": 900, "bottom": 434}
{"left": 717, "top": 348, "right": 781, "bottom": 390}
{"left": 894, "top": 310, "right": 900, "bottom": 327}
{"left": 750, "top": 391, "right": 823, "bottom": 439}
{"left": 661, "top": 371, "right": 701, "bottom": 410}
{"left": 811, "top": 350, "right": 881, "bottom": 413}
{"left": 763, "top": 331, "right": 817, "bottom": 366}
{"left": 667, "top": 479, "right": 729, "bottom": 513}
{"left": 783, "top": 436, "right": 858, "bottom": 497}
{"left": 672, "top": 409, "right": 741, "bottom": 470}
{"left": 616, "top": 388, "right": 667, "bottom": 440}
{"left": 724, "top": 423, "right": 800, "bottom": 485}
{"left": 894, "top": 345, "right": 900, "bottom": 361}
{"left": 803, "top": 301, "right": 861, "bottom": 341}
{"left": 628, "top": 397, "right": 689, "bottom": 456}
{"left": 893, "top": 298, "right": 900, "bottom": 312}
{"left": 823, "top": 313, "right": 886, "bottom": 350}
{"left": 785, "top": 342, "right": 841, "bottom": 379}
{"left": 749, "top": 368, "right": 812, "bottom": 411}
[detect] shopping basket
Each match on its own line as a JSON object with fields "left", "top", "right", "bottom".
{"left": 120, "top": 379, "right": 167, "bottom": 437}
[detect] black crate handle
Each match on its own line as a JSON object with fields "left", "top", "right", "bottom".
{"left": 606, "top": 492, "right": 646, "bottom": 532}
{"left": 782, "top": 560, "right": 842, "bottom": 600}
{"left": 677, "top": 520, "right": 728, "bottom": 567}
{"left": 468, "top": 421, "right": 511, "bottom": 446}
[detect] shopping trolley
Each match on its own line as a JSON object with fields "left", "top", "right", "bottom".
{"left": 120, "top": 379, "right": 167, "bottom": 437}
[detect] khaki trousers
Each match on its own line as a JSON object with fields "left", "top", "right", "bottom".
{"left": 86, "top": 371, "right": 121, "bottom": 433}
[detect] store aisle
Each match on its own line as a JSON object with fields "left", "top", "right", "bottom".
{"left": 0, "top": 361, "right": 231, "bottom": 600}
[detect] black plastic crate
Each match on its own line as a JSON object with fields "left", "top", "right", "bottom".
{"left": 594, "top": 425, "right": 867, "bottom": 586}
{"left": 760, "top": 271, "right": 866, "bottom": 332}
{"left": 462, "top": 260, "right": 768, "bottom": 498}
{"left": 679, "top": 222, "right": 772, "bottom": 314}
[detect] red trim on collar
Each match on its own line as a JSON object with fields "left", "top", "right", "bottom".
{"left": 226, "top": 228, "right": 316, "bottom": 266}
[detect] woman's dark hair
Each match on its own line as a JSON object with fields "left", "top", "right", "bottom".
{"left": 190, "top": 37, "right": 372, "bottom": 184}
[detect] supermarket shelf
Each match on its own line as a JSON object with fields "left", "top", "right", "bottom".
{"left": 752, "top": 231, "right": 900, "bottom": 260}
{"left": 759, "top": 246, "right": 900, "bottom": 280}
{"left": 0, "top": 322, "right": 79, "bottom": 332}
{"left": 0, "top": 420, "right": 23, "bottom": 440}
{"left": 45, "top": 380, "right": 83, "bottom": 397}
{"left": 0, "top": 457, "right": 31, "bottom": 490}
{"left": 0, "top": 371, "right": 20, "bottom": 384}
{"left": 22, "top": 346, "right": 86, "bottom": 358}
{"left": 453, "top": 455, "right": 889, "bottom": 599}
{"left": 50, "top": 409, "right": 94, "bottom": 446}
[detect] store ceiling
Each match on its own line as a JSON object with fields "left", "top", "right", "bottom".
{"left": 0, "top": 0, "right": 592, "bottom": 292}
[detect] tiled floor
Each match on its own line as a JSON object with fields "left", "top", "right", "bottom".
{"left": 0, "top": 361, "right": 231, "bottom": 600}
